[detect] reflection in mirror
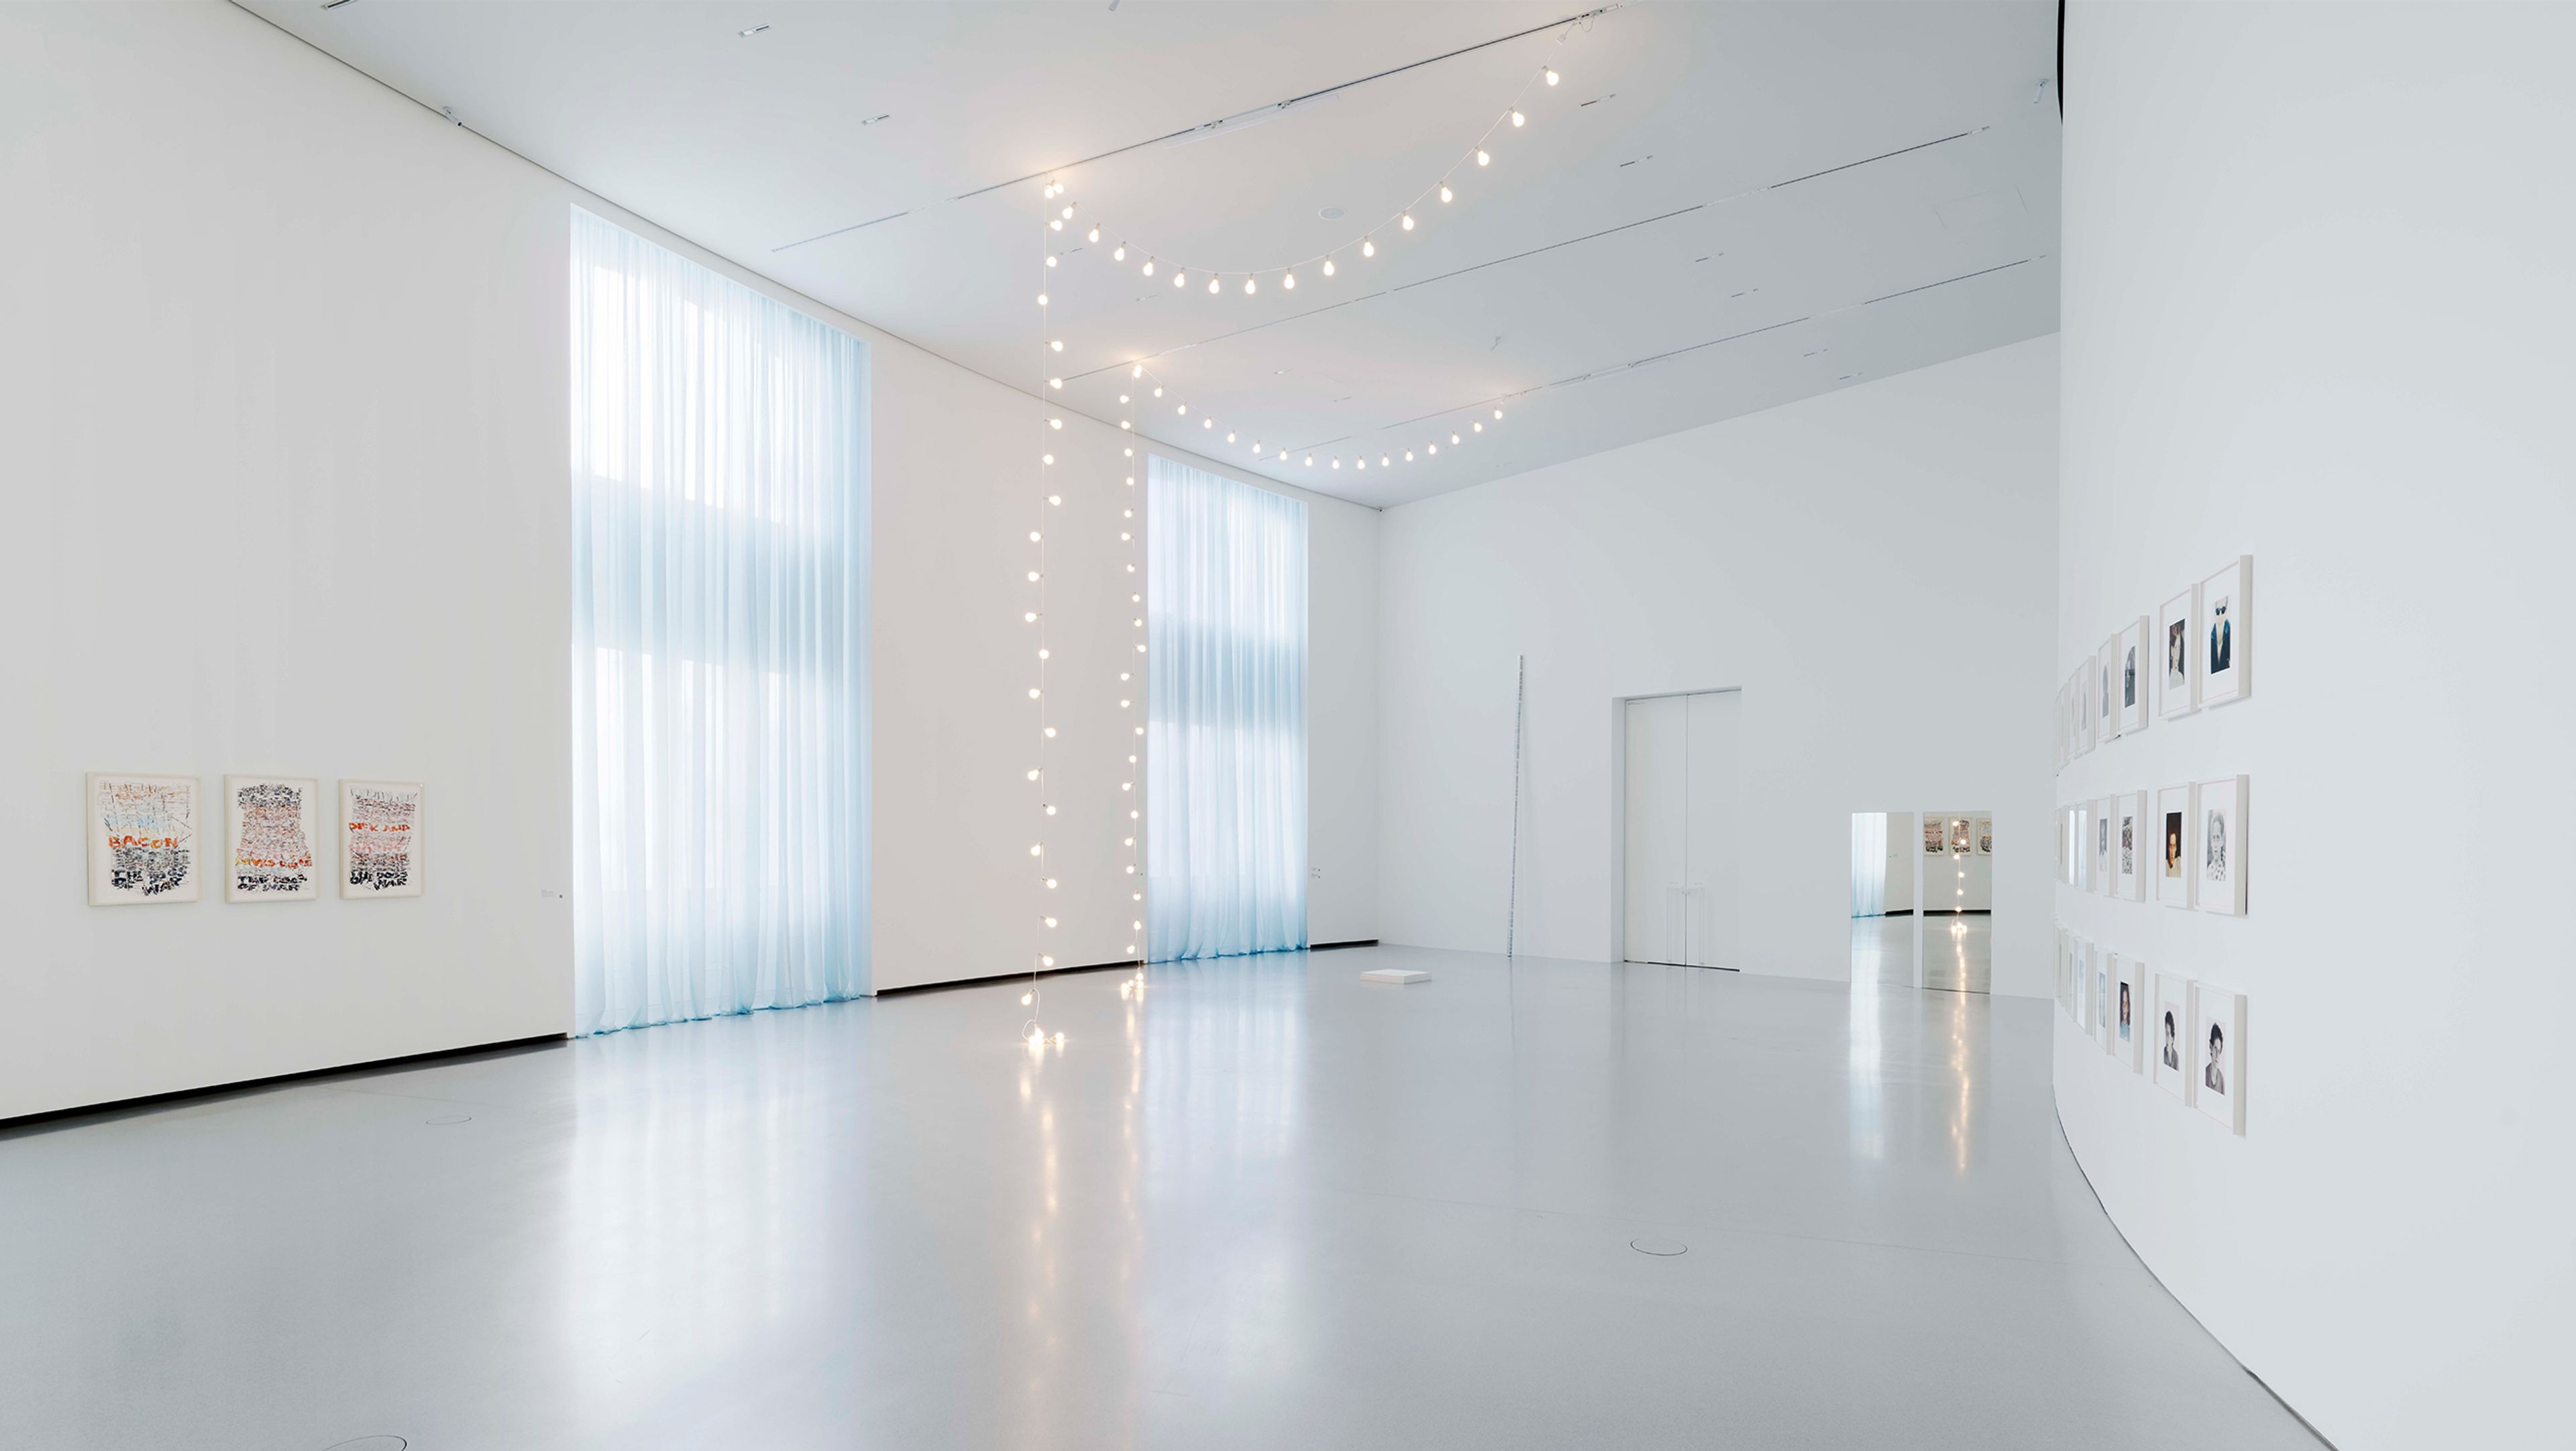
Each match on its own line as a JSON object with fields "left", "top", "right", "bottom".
{"left": 1849, "top": 812, "right": 1915, "bottom": 986}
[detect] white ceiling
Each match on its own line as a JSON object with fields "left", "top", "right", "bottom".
{"left": 241, "top": 0, "right": 2061, "bottom": 507}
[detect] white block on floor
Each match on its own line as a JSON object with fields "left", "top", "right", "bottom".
{"left": 1359, "top": 968, "right": 1430, "bottom": 985}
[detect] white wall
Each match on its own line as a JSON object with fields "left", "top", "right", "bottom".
{"left": 2055, "top": 5, "right": 2575, "bottom": 1446}
{"left": 1378, "top": 337, "right": 2058, "bottom": 994}
{"left": 0, "top": 1, "right": 1379, "bottom": 1113}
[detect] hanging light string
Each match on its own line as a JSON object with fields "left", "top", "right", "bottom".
{"left": 1025, "top": 214, "right": 1068, "bottom": 1054}
{"left": 1095, "top": 356, "right": 1512, "bottom": 476}
{"left": 1034, "top": 32, "right": 1577, "bottom": 294}
{"left": 1118, "top": 384, "right": 1148, "bottom": 1004}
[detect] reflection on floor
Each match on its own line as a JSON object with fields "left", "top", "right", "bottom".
{"left": 0, "top": 947, "right": 2319, "bottom": 1450}
{"left": 1852, "top": 912, "right": 1993, "bottom": 993}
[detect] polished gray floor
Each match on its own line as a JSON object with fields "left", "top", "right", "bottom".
{"left": 1852, "top": 913, "right": 1993, "bottom": 993}
{"left": 0, "top": 947, "right": 2317, "bottom": 1450}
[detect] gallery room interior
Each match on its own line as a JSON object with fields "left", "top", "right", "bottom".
{"left": 1, "top": 2, "right": 2567, "bottom": 1448}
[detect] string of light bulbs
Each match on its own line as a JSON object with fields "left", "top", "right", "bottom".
{"left": 1032, "top": 26, "right": 1579, "bottom": 300}
{"left": 1062, "top": 355, "right": 1517, "bottom": 478}
{"left": 1022, "top": 211, "right": 1067, "bottom": 1055}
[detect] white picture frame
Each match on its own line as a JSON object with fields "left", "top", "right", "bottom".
{"left": 223, "top": 775, "right": 321, "bottom": 902}
{"left": 2070, "top": 803, "right": 2091, "bottom": 892}
{"left": 2054, "top": 682, "right": 2068, "bottom": 769}
{"left": 2201, "top": 555, "right": 2252, "bottom": 707}
{"left": 2196, "top": 774, "right": 2249, "bottom": 916}
{"left": 2094, "top": 950, "right": 2113, "bottom": 1044}
{"left": 2153, "top": 972, "right": 2192, "bottom": 1101}
{"left": 2115, "top": 957, "right": 2147, "bottom": 1072}
{"left": 2116, "top": 616, "right": 2151, "bottom": 735}
{"left": 2092, "top": 796, "right": 2114, "bottom": 895}
{"left": 2193, "top": 982, "right": 2249, "bottom": 1134}
{"left": 1975, "top": 816, "right": 1992, "bottom": 855}
{"left": 2114, "top": 790, "right": 2147, "bottom": 901}
{"left": 2096, "top": 640, "right": 2121, "bottom": 742}
{"left": 340, "top": 780, "right": 425, "bottom": 899}
{"left": 2159, "top": 584, "right": 2200, "bottom": 718}
{"left": 86, "top": 773, "right": 203, "bottom": 906}
{"left": 2076, "top": 941, "right": 2095, "bottom": 1038}
{"left": 2075, "top": 665, "right": 2094, "bottom": 756}
{"left": 2156, "top": 784, "right": 2197, "bottom": 908}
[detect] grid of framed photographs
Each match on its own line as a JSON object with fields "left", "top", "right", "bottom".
{"left": 2057, "top": 928, "right": 2249, "bottom": 1136}
{"left": 2059, "top": 555, "right": 2253, "bottom": 765}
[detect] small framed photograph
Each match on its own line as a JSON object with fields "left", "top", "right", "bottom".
{"left": 2096, "top": 640, "right": 2121, "bottom": 742}
{"left": 2116, "top": 957, "right": 2147, "bottom": 1072}
{"left": 2092, "top": 796, "right": 2114, "bottom": 895}
{"left": 2196, "top": 775, "right": 2249, "bottom": 915}
{"left": 2153, "top": 972, "right": 2193, "bottom": 1101}
{"left": 2054, "top": 682, "right": 2069, "bottom": 769}
{"left": 2201, "top": 555, "right": 2251, "bottom": 706}
{"left": 223, "top": 775, "right": 321, "bottom": 902}
{"left": 2194, "top": 982, "right": 2248, "bottom": 1134}
{"left": 2159, "top": 585, "right": 2200, "bottom": 718}
{"left": 86, "top": 773, "right": 203, "bottom": 906}
{"left": 2075, "top": 665, "right": 2094, "bottom": 756}
{"left": 2114, "top": 790, "right": 2147, "bottom": 900}
{"left": 1976, "top": 816, "right": 1992, "bottom": 855}
{"left": 2116, "top": 616, "right": 2151, "bottom": 734}
{"left": 2094, "top": 951, "right": 2113, "bottom": 1044}
{"left": 2076, "top": 941, "right": 2096, "bottom": 1038}
{"left": 341, "top": 780, "right": 425, "bottom": 899}
{"left": 2157, "top": 784, "right": 2197, "bottom": 908}
{"left": 2070, "top": 803, "right": 2091, "bottom": 892}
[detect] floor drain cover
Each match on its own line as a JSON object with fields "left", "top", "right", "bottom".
{"left": 1630, "top": 1236, "right": 1688, "bottom": 1256}
{"left": 323, "top": 1438, "right": 407, "bottom": 1450}
{"left": 424, "top": 1114, "right": 473, "bottom": 1126}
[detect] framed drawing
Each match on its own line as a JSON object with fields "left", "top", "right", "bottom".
{"left": 224, "top": 775, "right": 320, "bottom": 902}
{"left": 2157, "top": 784, "right": 2197, "bottom": 908}
{"left": 2159, "top": 585, "right": 2200, "bottom": 718}
{"left": 341, "top": 780, "right": 425, "bottom": 899}
{"left": 1923, "top": 814, "right": 1945, "bottom": 855}
{"left": 2202, "top": 555, "right": 2252, "bottom": 706}
{"left": 1976, "top": 816, "right": 1992, "bottom": 855}
{"left": 2153, "top": 973, "right": 2192, "bottom": 1101}
{"left": 2196, "top": 775, "right": 2249, "bottom": 915}
{"left": 87, "top": 773, "right": 202, "bottom": 906}
{"left": 2114, "top": 791, "right": 2147, "bottom": 901}
{"left": 2096, "top": 640, "right": 2121, "bottom": 743}
{"left": 2115, "top": 617, "right": 2149, "bottom": 734}
{"left": 1947, "top": 816, "right": 1972, "bottom": 854}
{"left": 2118, "top": 957, "right": 2148, "bottom": 1071}
{"left": 2194, "top": 982, "right": 2248, "bottom": 1134}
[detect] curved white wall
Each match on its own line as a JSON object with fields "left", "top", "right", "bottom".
{"left": 2057, "top": 5, "right": 2575, "bottom": 1446}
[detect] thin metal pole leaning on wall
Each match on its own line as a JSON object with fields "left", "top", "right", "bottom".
{"left": 1507, "top": 653, "right": 1526, "bottom": 957}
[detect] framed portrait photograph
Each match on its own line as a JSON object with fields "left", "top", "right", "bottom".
{"left": 2096, "top": 640, "right": 2121, "bottom": 743}
{"left": 2153, "top": 973, "right": 2193, "bottom": 1101}
{"left": 2201, "top": 555, "right": 2252, "bottom": 707}
{"left": 86, "top": 773, "right": 203, "bottom": 906}
{"left": 341, "top": 780, "right": 425, "bottom": 899}
{"left": 2116, "top": 616, "right": 2151, "bottom": 735}
{"left": 2116, "top": 957, "right": 2147, "bottom": 1072}
{"left": 2194, "top": 983, "right": 2249, "bottom": 1134}
{"left": 2196, "top": 774, "right": 2249, "bottom": 915}
{"left": 223, "top": 775, "right": 321, "bottom": 902}
{"left": 2156, "top": 784, "right": 2196, "bottom": 908}
{"left": 2114, "top": 790, "right": 2148, "bottom": 901}
{"left": 2159, "top": 585, "right": 2200, "bottom": 718}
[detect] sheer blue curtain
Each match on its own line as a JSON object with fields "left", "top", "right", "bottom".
{"left": 568, "top": 208, "right": 870, "bottom": 1034}
{"left": 1146, "top": 455, "right": 1307, "bottom": 960}
{"left": 1850, "top": 812, "right": 1888, "bottom": 917}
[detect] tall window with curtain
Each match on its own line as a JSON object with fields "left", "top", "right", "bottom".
{"left": 1850, "top": 812, "right": 1888, "bottom": 917}
{"left": 568, "top": 208, "right": 869, "bottom": 1034}
{"left": 1146, "top": 455, "right": 1307, "bottom": 960}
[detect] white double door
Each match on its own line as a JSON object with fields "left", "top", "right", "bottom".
{"left": 1622, "top": 690, "right": 1740, "bottom": 968}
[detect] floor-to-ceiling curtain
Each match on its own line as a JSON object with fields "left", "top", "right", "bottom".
{"left": 1146, "top": 456, "right": 1307, "bottom": 960}
{"left": 569, "top": 208, "right": 869, "bottom": 1034}
{"left": 1850, "top": 812, "right": 1888, "bottom": 917}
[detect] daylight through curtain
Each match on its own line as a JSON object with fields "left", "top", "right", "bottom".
{"left": 569, "top": 208, "right": 870, "bottom": 1034}
{"left": 1146, "top": 456, "right": 1307, "bottom": 960}
{"left": 1851, "top": 812, "right": 1888, "bottom": 917}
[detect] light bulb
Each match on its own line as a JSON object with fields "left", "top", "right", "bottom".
{"left": 1252, "top": 439, "right": 1261, "bottom": 453}
{"left": 1027, "top": 687, "right": 1040, "bottom": 699}
{"left": 1473, "top": 421, "right": 1483, "bottom": 431}
{"left": 1049, "top": 219, "right": 1063, "bottom": 232}
{"left": 1040, "top": 452, "right": 1054, "bottom": 464}
{"left": 1380, "top": 454, "right": 1389, "bottom": 466}
{"left": 1305, "top": 453, "right": 1313, "bottom": 465}
{"left": 1044, "top": 254, "right": 1057, "bottom": 267}
{"left": 1132, "top": 363, "right": 1143, "bottom": 378}
{"left": 1173, "top": 270, "right": 1185, "bottom": 288}
{"left": 1451, "top": 432, "right": 1461, "bottom": 444}
{"left": 1152, "top": 386, "right": 1163, "bottom": 398}
{"left": 1042, "top": 802, "right": 1054, "bottom": 813}
{"left": 1044, "top": 877, "right": 1057, "bottom": 888}
{"left": 1048, "top": 493, "right": 1060, "bottom": 505}
{"left": 1440, "top": 184, "right": 1453, "bottom": 203}
{"left": 1060, "top": 205, "right": 1073, "bottom": 219}
{"left": 1545, "top": 67, "right": 1559, "bottom": 85}
{"left": 1041, "top": 955, "right": 1055, "bottom": 967}
{"left": 1356, "top": 458, "right": 1366, "bottom": 470}
{"left": 1044, "top": 915, "right": 1057, "bottom": 926}
{"left": 1226, "top": 431, "right": 1235, "bottom": 443}
{"left": 1332, "top": 458, "right": 1342, "bottom": 468}
{"left": 1405, "top": 449, "right": 1415, "bottom": 461}
{"left": 1114, "top": 243, "right": 1126, "bottom": 260}
{"left": 1026, "top": 570, "right": 1040, "bottom": 581}
{"left": 1087, "top": 225, "right": 1100, "bottom": 243}
{"left": 1142, "top": 259, "right": 1155, "bottom": 276}
{"left": 1477, "top": 149, "right": 1491, "bottom": 166}
{"left": 1323, "top": 257, "right": 1336, "bottom": 276}
{"left": 1362, "top": 237, "right": 1375, "bottom": 258}
{"left": 1118, "top": 394, "right": 1128, "bottom": 403}
{"left": 1049, "top": 339, "right": 1063, "bottom": 352}
{"left": 1401, "top": 213, "right": 1414, "bottom": 231}
{"left": 1494, "top": 408, "right": 1504, "bottom": 419}
{"left": 1036, "top": 292, "right": 1048, "bottom": 306}
{"left": 1026, "top": 768, "right": 1039, "bottom": 780}
{"left": 1428, "top": 443, "right": 1437, "bottom": 454}
{"left": 1028, "top": 530, "right": 1041, "bottom": 542}
{"left": 1043, "top": 727, "right": 1055, "bottom": 738}
{"left": 1207, "top": 275, "right": 1220, "bottom": 293}
{"left": 1030, "top": 843, "right": 1042, "bottom": 855}
{"left": 1177, "top": 403, "right": 1187, "bottom": 415}
{"left": 1023, "top": 611, "right": 1036, "bottom": 623}
{"left": 1119, "top": 420, "right": 1130, "bottom": 430}
{"left": 1047, "top": 417, "right": 1061, "bottom": 429}
{"left": 1201, "top": 417, "right": 1212, "bottom": 429}
{"left": 1511, "top": 110, "right": 1525, "bottom": 127}
{"left": 1048, "top": 377, "right": 1062, "bottom": 388}
{"left": 1244, "top": 276, "right": 1256, "bottom": 294}
{"left": 1282, "top": 270, "right": 1295, "bottom": 290}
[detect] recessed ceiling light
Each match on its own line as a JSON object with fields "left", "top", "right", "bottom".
{"left": 739, "top": 23, "right": 769, "bottom": 36}
{"left": 1318, "top": 206, "right": 1344, "bottom": 220}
